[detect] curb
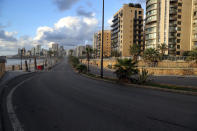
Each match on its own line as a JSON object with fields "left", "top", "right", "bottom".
{"left": 77, "top": 72, "right": 197, "bottom": 96}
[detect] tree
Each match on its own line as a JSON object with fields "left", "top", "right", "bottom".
{"left": 157, "top": 43, "right": 168, "bottom": 58}
{"left": 130, "top": 44, "right": 141, "bottom": 62}
{"left": 182, "top": 51, "right": 191, "bottom": 57}
{"left": 114, "top": 58, "right": 138, "bottom": 81}
{"left": 76, "top": 64, "right": 87, "bottom": 73}
{"left": 69, "top": 50, "right": 74, "bottom": 56}
{"left": 48, "top": 50, "right": 53, "bottom": 57}
{"left": 93, "top": 49, "right": 98, "bottom": 59}
{"left": 188, "top": 48, "right": 197, "bottom": 63}
{"left": 83, "top": 47, "right": 93, "bottom": 72}
{"left": 68, "top": 56, "right": 80, "bottom": 67}
{"left": 143, "top": 48, "right": 159, "bottom": 67}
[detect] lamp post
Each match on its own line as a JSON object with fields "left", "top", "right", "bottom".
{"left": 100, "top": 0, "right": 104, "bottom": 78}
{"left": 20, "top": 49, "right": 23, "bottom": 70}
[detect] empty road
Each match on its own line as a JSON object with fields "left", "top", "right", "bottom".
{"left": 3, "top": 58, "right": 197, "bottom": 131}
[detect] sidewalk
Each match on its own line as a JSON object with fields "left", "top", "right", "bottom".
{"left": 0, "top": 71, "right": 29, "bottom": 86}
{"left": 89, "top": 65, "right": 197, "bottom": 88}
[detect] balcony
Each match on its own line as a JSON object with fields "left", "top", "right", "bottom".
{"left": 170, "top": 0, "right": 178, "bottom": 2}
{"left": 146, "top": 18, "right": 157, "bottom": 24}
{"left": 111, "top": 29, "right": 120, "bottom": 35}
{"left": 169, "top": 9, "right": 177, "bottom": 15}
{"left": 111, "top": 20, "right": 119, "bottom": 27}
{"left": 169, "top": 16, "right": 177, "bottom": 21}
{"left": 111, "top": 24, "right": 120, "bottom": 31}
{"left": 111, "top": 34, "right": 118, "bottom": 40}
{"left": 169, "top": 47, "right": 176, "bottom": 51}
{"left": 146, "top": 5, "right": 157, "bottom": 12}
{"left": 146, "top": 0, "right": 157, "bottom": 8}
{"left": 112, "top": 15, "right": 118, "bottom": 22}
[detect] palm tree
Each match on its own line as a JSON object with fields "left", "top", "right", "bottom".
{"left": 83, "top": 47, "right": 93, "bottom": 72}
{"left": 143, "top": 48, "right": 159, "bottom": 67}
{"left": 188, "top": 48, "right": 197, "bottom": 63}
{"left": 114, "top": 58, "right": 138, "bottom": 81}
{"left": 157, "top": 43, "right": 168, "bottom": 58}
{"left": 130, "top": 43, "right": 141, "bottom": 62}
{"left": 69, "top": 49, "right": 74, "bottom": 56}
{"left": 93, "top": 49, "right": 98, "bottom": 59}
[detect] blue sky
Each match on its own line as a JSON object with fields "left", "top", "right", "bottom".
{"left": 0, "top": 0, "right": 145, "bottom": 55}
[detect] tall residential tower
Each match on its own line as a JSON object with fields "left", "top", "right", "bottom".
{"left": 111, "top": 3, "right": 144, "bottom": 57}
{"left": 93, "top": 30, "right": 111, "bottom": 58}
{"left": 145, "top": 0, "right": 193, "bottom": 55}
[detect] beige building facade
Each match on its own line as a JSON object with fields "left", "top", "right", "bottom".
{"left": 145, "top": 0, "right": 193, "bottom": 56}
{"left": 93, "top": 30, "right": 111, "bottom": 58}
{"left": 191, "top": 0, "right": 197, "bottom": 49}
{"left": 111, "top": 3, "right": 144, "bottom": 57}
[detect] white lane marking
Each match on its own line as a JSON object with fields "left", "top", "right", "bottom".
{"left": 7, "top": 77, "right": 34, "bottom": 131}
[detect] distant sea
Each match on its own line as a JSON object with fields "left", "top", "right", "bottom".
{"left": 6, "top": 59, "right": 44, "bottom": 66}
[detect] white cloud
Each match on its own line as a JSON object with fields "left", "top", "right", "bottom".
{"left": 0, "top": 15, "right": 99, "bottom": 55}
{"left": 0, "top": 30, "right": 36, "bottom": 55}
{"left": 34, "top": 16, "right": 98, "bottom": 47}
{"left": 107, "top": 17, "right": 113, "bottom": 26}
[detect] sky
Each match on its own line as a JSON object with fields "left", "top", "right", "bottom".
{"left": 0, "top": 0, "right": 146, "bottom": 55}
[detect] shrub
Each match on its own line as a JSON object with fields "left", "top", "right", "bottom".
{"left": 188, "top": 48, "right": 197, "bottom": 63}
{"left": 137, "top": 69, "right": 151, "bottom": 84}
{"left": 68, "top": 56, "right": 80, "bottom": 67}
{"left": 107, "top": 64, "right": 112, "bottom": 69}
{"left": 76, "top": 64, "right": 87, "bottom": 73}
{"left": 114, "top": 58, "right": 138, "bottom": 81}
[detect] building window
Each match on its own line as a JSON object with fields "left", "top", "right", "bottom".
{"left": 177, "top": 39, "right": 180, "bottom": 43}
{"left": 139, "top": 11, "right": 142, "bottom": 14}
{"left": 178, "top": 21, "right": 181, "bottom": 25}
{"left": 176, "top": 51, "right": 180, "bottom": 55}
{"left": 178, "top": 9, "right": 181, "bottom": 13}
{"left": 177, "top": 45, "right": 180, "bottom": 49}
{"left": 178, "top": 15, "right": 181, "bottom": 19}
{"left": 178, "top": 3, "right": 182, "bottom": 6}
{"left": 177, "top": 33, "right": 181, "bottom": 37}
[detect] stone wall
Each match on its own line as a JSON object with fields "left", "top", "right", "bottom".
{"left": 81, "top": 58, "right": 197, "bottom": 76}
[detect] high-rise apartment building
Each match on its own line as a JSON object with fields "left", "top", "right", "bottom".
{"left": 145, "top": 0, "right": 193, "bottom": 55}
{"left": 76, "top": 45, "right": 86, "bottom": 57}
{"left": 36, "top": 45, "right": 41, "bottom": 56}
{"left": 191, "top": 0, "right": 197, "bottom": 49}
{"left": 52, "top": 43, "right": 59, "bottom": 52}
{"left": 93, "top": 30, "right": 111, "bottom": 58}
{"left": 111, "top": 3, "right": 144, "bottom": 57}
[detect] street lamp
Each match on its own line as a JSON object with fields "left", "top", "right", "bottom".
{"left": 20, "top": 49, "right": 23, "bottom": 70}
{"left": 100, "top": 0, "right": 104, "bottom": 78}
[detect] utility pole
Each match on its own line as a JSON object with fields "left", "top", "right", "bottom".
{"left": 34, "top": 48, "right": 37, "bottom": 70}
{"left": 101, "top": 0, "right": 104, "bottom": 78}
{"left": 20, "top": 49, "right": 23, "bottom": 70}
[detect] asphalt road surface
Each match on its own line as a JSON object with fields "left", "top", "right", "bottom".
{"left": 4, "top": 58, "right": 197, "bottom": 131}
